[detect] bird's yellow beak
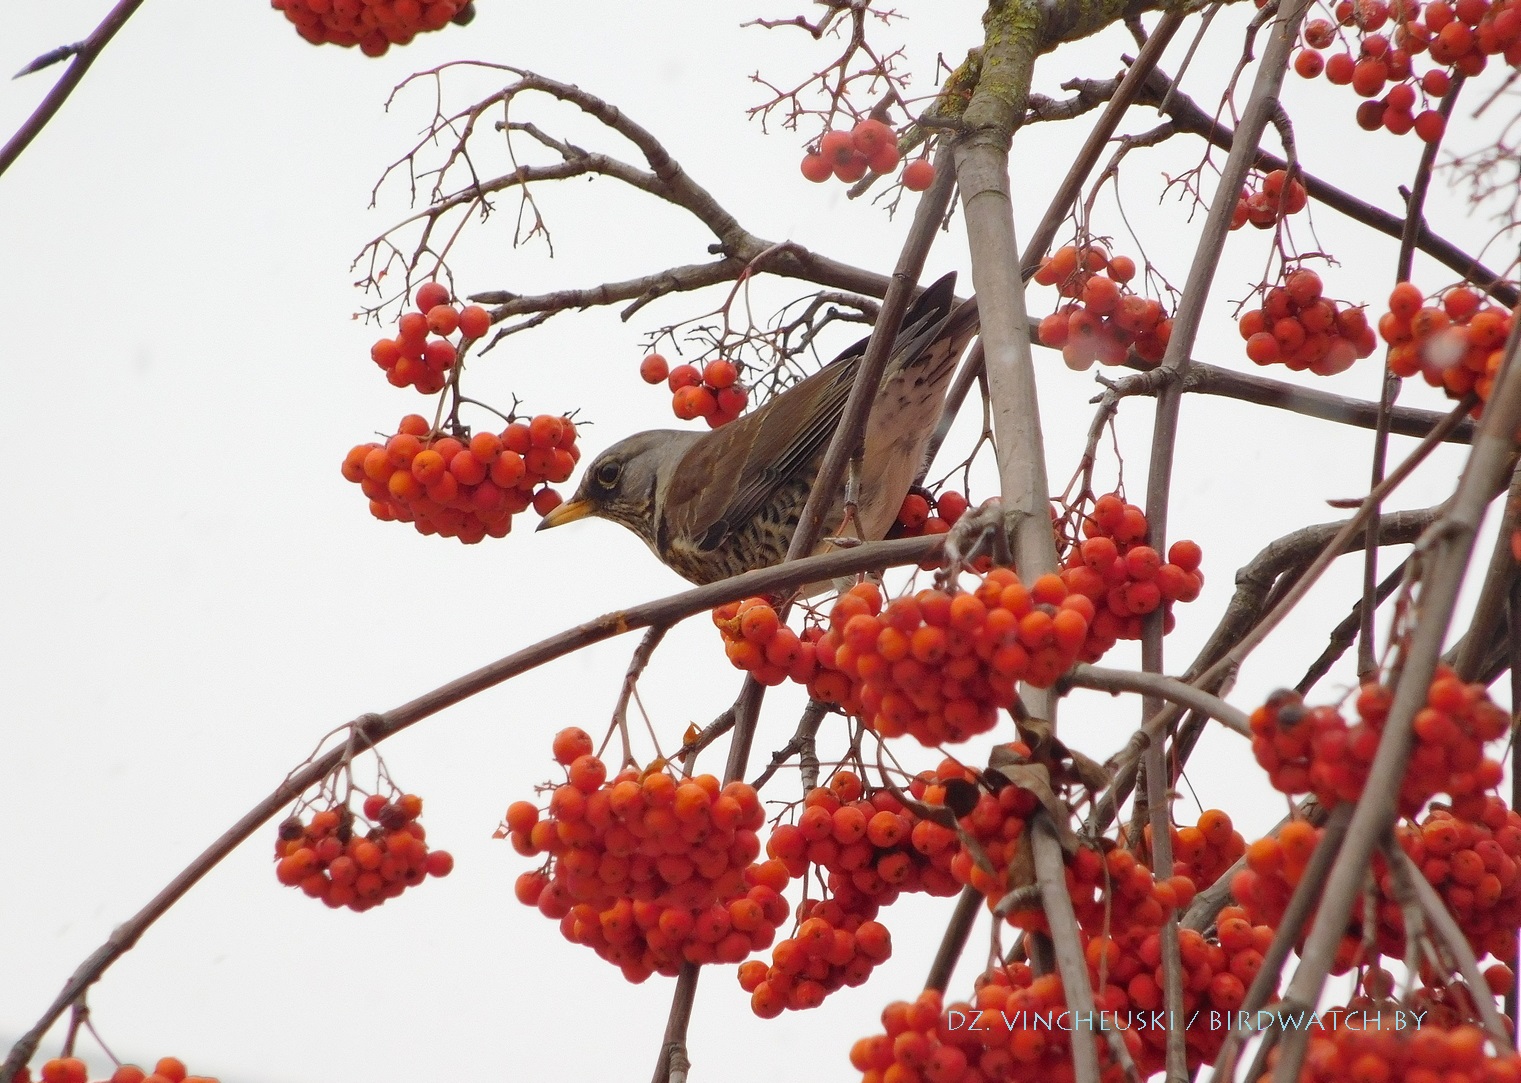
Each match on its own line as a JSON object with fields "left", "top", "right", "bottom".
{"left": 536, "top": 498, "right": 595, "bottom": 531}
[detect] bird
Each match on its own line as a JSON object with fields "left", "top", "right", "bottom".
{"left": 536, "top": 272, "right": 981, "bottom": 585}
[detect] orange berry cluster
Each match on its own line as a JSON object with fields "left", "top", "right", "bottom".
{"left": 1228, "top": 168, "right": 1309, "bottom": 231}
{"left": 1293, "top": 0, "right": 1521, "bottom": 142}
{"left": 1093, "top": 905, "right": 1280, "bottom": 1072}
{"left": 852, "top": 976, "right": 1142, "bottom": 1083}
{"left": 368, "top": 281, "right": 490, "bottom": 395}
{"left": 1399, "top": 965, "right": 1519, "bottom": 1024}
{"left": 813, "top": 575, "right": 1094, "bottom": 745}
{"left": 1381, "top": 281, "right": 1515, "bottom": 408}
{"left": 1384, "top": 800, "right": 1521, "bottom": 965}
{"left": 504, "top": 728, "right": 793, "bottom": 981}
{"left": 712, "top": 597, "right": 825, "bottom": 688}
{"left": 274, "top": 792, "right": 452, "bottom": 912}
{"left": 765, "top": 771, "right": 963, "bottom": 905}
{"left": 1249, "top": 668, "right": 1507, "bottom": 818}
{"left": 271, "top": 0, "right": 474, "bottom": 55}
{"left": 887, "top": 488, "right": 970, "bottom": 540}
{"left": 799, "top": 120, "right": 936, "bottom": 191}
{"left": 28, "top": 1056, "right": 214, "bottom": 1083}
{"left": 1149, "top": 807, "right": 1248, "bottom": 893}
{"left": 1064, "top": 843, "right": 1195, "bottom": 942}
{"left": 1034, "top": 246, "right": 1172, "bottom": 369}
{"left": 1232, "top": 819, "right": 1351, "bottom": 961}
{"left": 1233, "top": 802, "right": 1521, "bottom": 976}
{"left": 922, "top": 756, "right": 1043, "bottom": 917}
{"left": 1055, "top": 493, "right": 1204, "bottom": 663}
{"left": 1260, "top": 1018, "right": 1521, "bottom": 1083}
{"left": 639, "top": 354, "right": 750, "bottom": 428}
{"left": 1237, "top": 268, "right": 1379, "bottom": 375}
{"left": 342, "top": 411, "right": 578, "bottom": 543}
{"left": 739, "top": 895, "right": 893, "bottom": 1016}
{"left": 930, "top": 791, "right": 1274, "bottom": 1073}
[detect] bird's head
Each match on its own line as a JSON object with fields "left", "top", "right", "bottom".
{"left": 535, "top": 429, "right": 690, "bottom": 547}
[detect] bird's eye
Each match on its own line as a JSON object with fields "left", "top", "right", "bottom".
{"left": 595, "top": 461, "right": 621, "bottom": 488}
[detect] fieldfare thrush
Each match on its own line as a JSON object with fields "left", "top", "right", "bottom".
{"left": 536, "top": 272, "right": 980, "bottom": 584}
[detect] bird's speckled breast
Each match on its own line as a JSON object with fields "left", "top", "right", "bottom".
{"left": 658, "top": 468, "right": 823, "bottom": 585}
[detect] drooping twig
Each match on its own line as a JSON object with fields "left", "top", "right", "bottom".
{"left": 1296, "top": 557, "right": 1409, "bottom": 694}
{"left": 0, "top": 533, "right": 945, "bottom": 1083}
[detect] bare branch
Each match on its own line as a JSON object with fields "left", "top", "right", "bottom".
{"left": 1, "top": 0, "right": 147, "bottom": 179}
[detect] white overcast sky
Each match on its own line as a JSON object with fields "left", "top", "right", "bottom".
{"left": 1, "top": 2, "right": 1513, "bottom": 1082}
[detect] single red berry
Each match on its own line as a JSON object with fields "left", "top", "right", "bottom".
{"left": 415, "top": 281, "right": 450, "bottom": 311}
{"left": 458, "top": 305, "right": 490, "bottom": 339}
{"left": 901, "top": 160, "right": 936, "bottom": 191}
{"left": 639, "top": 353, "right": 670, "bottom": 384}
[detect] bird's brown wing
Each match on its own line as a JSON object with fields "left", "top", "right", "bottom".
{"left": 666, "top": 272, "right": 962, "bottom": 554}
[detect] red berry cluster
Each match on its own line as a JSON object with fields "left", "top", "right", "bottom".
{"left": 712, "top": 597, "right": 825, "bottom": 688}
{"left": 504, "top": 728, "right": 793, "bottom": 981}
{"left": 1399, "top": 965, "right": 1519, "bottom": 1024}
{"left": 919, "top": 754, "right": 1042, "bottom": 916}
{"left": 813, "top": 574, "right": 1095, "bottom": 745}
{"left": 1237, "top": 268, "right": 1378, "bottom": 375}
{"left": 1044, "top": 835, "right": 1275, "bottom": 1072}
{"left": 1055, "top": 493, "right": 1204, "bottom": 663}
{"left": 1233, "top": 800, "right": 1521, "bottom": 976}
{"left": 738, "top": 894, "right": 893, "bottom": 1016}
{"left": 852, "top": 975, "right": 1142, "bottom": 1083}
{"left": 1228, "top": 168, "right": 1309, "bottom": 230}
{"left": 342, "top": 412, "right": 578, "bottom": 543}
{"left": 887, "top": 488, "right": 971, "bottom": 540}
{"left": 639, "top": 354, "right": 750, "bottom": 428}
{"left": 1149, "top": 808, "right": 1248, "bottom": 894}
{"left": 1381, "top": 282, "right": 1515, "bottom": 408}
{"left": 1385, "top": 800, "right": 1521, "bottom": 965}
{"left": 1097, "top": 905, "right": 1281, "bottom": 1071}
{"left": 765, "top": 771, "right": 963, "bottom": 905}
{"left": 799, "top": 120, "right": 936, "bottom": 191}
{"left": 1293, "top": 0, "right": 1521, "bottom": 143}
{"left": 271, "top": 0, "right": 474, "bottom": 56}
{"left": 1260, "top": 1016, "right": 1521, "bottom": 1082}
{"left": 368, "top": 282, "right": 490, "bottom": 395}
{"left": 28, "top": 1056, "right": 215, "bottom": 1083}
{"left": 1232, "top": 819, "right": 1347, "bottom": 956}
{"left": 274, "top": 792, "right": 453, "bottom": 913}
{"left": 1249, "top": 668, "right": 1507, "bottom": 818}
{"left": 1034, "top": 247, "right": 1173, "bottom": 369}
{"left": 920, "top": 777, "right": 1273, "bottom": 1071}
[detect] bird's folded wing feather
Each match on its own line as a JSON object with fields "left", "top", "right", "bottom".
{"left": 667, "top": 272, "right": 963, "bottom": 554}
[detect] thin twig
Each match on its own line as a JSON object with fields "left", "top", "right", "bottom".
{"left": 1361, "top": 75, "right": 1468, "bottom": 678}
{"left": 1062, "top": 664, "right": 1251, "bottom": 735}
{"left": 1, "top": 0, "right": 147, "bottom": 179}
